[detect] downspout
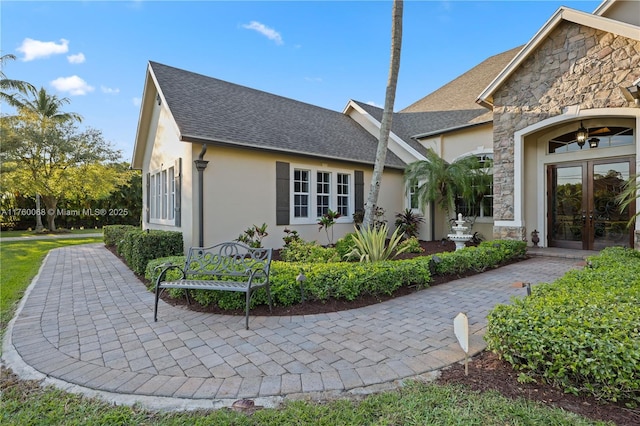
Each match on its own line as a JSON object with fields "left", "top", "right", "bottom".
{"left": 194, "top": 144, "right": 209, "bottom": 247}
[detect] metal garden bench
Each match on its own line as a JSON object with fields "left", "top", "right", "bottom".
{"left": 154, "top": 241, "right": 273, "bottom": 329}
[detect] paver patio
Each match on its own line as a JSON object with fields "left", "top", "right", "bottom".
{"left": 3, "top": 243, "right": 583, "bottom": 410}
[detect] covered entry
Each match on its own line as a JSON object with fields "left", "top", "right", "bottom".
{"left": 548, "top": 157, "right": 635, "bottom": 250}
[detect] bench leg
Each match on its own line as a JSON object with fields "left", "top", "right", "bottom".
{"left": 154, "top": 285, "right": 161, "bottom": 322}
{"left": 245, "top": 291, "right": 251, "bottom": 330}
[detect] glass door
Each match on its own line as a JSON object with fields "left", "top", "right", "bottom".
{"left": 548, "top": 158, "right": 634, "bottom": 250}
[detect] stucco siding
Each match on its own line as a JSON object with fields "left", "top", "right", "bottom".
{"left": 195, "top": 145, "right": 406, "bottom": 249}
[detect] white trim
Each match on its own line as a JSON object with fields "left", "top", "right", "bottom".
{"left": 477, "top": 7, "right": 640, "bottom": 108}
{"left": 500, "top": 107, "right": 640, "bottom": 246}
{"left": 343, "top": 100, "right": 427, "bottom": 163}
{"left": 289, "top": 163, "right": 355, "bottom": 226}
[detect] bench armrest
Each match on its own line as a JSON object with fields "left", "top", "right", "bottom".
{"left": 155, "top": 263, "right": 186, "bottom": 287}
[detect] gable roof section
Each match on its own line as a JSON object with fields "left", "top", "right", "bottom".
{"left": 402, "top": 46, "right": 522, "bottom": 114}
{"left": 353, "top": 100, "right": 487, "bottom": 143}
{"left": 477, "top": 6, "right": 640, "bottom": 108}
{"left": 144, "top": 61, "right": 407, "bottom": 169}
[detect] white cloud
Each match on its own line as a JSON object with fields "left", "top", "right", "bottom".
{"left": 101, "top": 86, "right": 120, "bottom": 94}
{"left": 17, "top": 38, "right": 69, "bottom": 61}
{"left": 367, "top": 101, "right": 383, "bottom": 108}
{"left": 133, "top": 97, "right": 142, "bottom": 107}
{"left": 50, "top": 75, "right": 94, "bottom": 96}
{"left": 67, "top": 53, "right": 86, "bottom": 64}
{"left": 242, "top": 21, "right": 283, "bottom": 45}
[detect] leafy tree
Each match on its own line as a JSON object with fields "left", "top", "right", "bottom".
{"left": 1, "top": 114, "right": 124, "bottom": 231}
{"left": 363, "top": 0, "right": 403, "bottom": 229}
{"left": 404, "top": 149, "right": 492, "bottom": 226}
{"left": 6, "top": 87, "right": 83, "bottom": 230}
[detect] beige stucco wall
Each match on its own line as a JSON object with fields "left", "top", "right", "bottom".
{"left": 491, "top": 20, "right": 640, "bottom": 242}
{"left": 192, "top": 145, "right": 406, "bottom": 250}
{"left": 599, "top": 0, "right": 640, "bottom": 26}
{"left": 141, "top": 100, "right": 193, "bottom": 250}
{"left": 415, "top": 123, "right": 496, "bottom": 241}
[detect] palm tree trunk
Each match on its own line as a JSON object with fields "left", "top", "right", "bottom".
{"left": 363, "top": 0, "right": 403, "bottom": 229}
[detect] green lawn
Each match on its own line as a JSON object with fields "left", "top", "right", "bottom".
{"left": 0, "top": 235, "right": 610, "bottom": 425}
{"left": 0, "top": 228, "right": 103, "bottom": 238}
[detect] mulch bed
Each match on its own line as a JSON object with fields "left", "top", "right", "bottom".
{"left": 114, "top": 240, "right": 638, "bottom": 424}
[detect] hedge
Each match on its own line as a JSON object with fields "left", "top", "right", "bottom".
{"left": 486, "top": 247, "right": 640, "bottom": 405}
{"left": 103, "top": 224, "right": 138, "bottom": 248}
{"left": 120, "top": 230, "right": 183, "bottom": 275}
{"left": 144, "top": 239, "right": 526, "bottom": 311}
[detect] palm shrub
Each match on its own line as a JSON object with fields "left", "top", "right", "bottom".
{"left": 346, "top": 224, "right": 409, "bottom": 262}
{"left": 394, "top": 208, "right": 425, "bottom": 239}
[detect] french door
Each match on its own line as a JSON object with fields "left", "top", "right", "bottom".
{"left": 548, "top": 157, "right": 635, "bottom": 250}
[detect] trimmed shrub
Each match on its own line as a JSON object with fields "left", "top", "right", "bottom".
{"left": 486, "top": 247, "right": 640, "bottom": 405}
{"left": 145, "top": 256, "right": 432, "bottom": 310}
{"left": 122, "top": 230, "right": 183, "bottom": 275}
{"left": 431, "top": 240, "right": 527, "bottom": 275}
{"left": 103, "top": 224, "right": 138, "bottom": 248}
{"left": 279, "top": 239, "right": 341, "bottom": 263}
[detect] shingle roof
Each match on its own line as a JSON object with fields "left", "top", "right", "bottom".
{"left": 149, "top": 61, "right": 407, "bottom": 168}
{"left": 401, "top": 46, "right": 523, "bottom": 114}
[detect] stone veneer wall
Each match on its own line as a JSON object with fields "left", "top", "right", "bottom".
{"left": 491, "top": 21, "right": 640, "bottom": 240}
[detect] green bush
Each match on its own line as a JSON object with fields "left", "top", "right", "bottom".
{"left": 279, "top": 239, "right": 340, "bottom": 263}
{"left": 121, "top": 230, "right": 183, "bottom": 275}
{"left": 486, "top": 247, "right": 640, "bottom": 405}
{"left": 335, "top": 232, "right": 357, "bottom": 261}
{"left": 146, "top": 256, "right": 432, "bottom": 310}
{"left": 431, "top": 240, "right": 526, "bottom": 275}
{"left": 397, "top": 236, "right": 424, "bottom": 253}
{"left": 103, "top": 224, "right": 138, "bottom": 248}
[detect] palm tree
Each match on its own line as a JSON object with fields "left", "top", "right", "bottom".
{"left": 363, "top": 0, "right": 403, "bottom": 229}
{"left": 404, "top": 149, "right": 491, "bottom": 228}
{"left": 13, "top": 87, "right": 82, "bottom": 231}
{"left": 0, "top": 54, "right": 36, "bottom": 107}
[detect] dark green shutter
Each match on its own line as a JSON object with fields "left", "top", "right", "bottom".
{"left": 354, "top": 170, "right": 364, "bottom": 213}
{"left": 145, "top": 172, "right": 150, "bottom": 223}
{"left": 174, "top": 158, "right": 182, "bottom": 227}
{"left": 276, "top": 161, "right": 290, "bottom": 225}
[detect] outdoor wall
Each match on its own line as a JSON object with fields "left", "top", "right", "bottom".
{"left": 195, "top": 145, "right": 406, "bottom": 250}
{"left": 491, "top": 20, "right": 640, "bottom": 240}
{"left": 142, "top": 101, "right": 193, "bottom": 250}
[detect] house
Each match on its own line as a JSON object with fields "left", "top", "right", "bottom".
{"left": 132, "top": 0, "right": 640, "bottom": 252}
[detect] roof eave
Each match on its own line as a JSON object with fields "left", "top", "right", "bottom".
{"left": 412, "top": 120, "right": 492, "bottom": 140}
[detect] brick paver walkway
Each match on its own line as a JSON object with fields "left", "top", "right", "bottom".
{"left": 3, "top": 243, "right": 582, "bottom": 410}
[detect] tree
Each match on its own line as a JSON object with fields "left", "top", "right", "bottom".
{"left": 0, "top": 54, "right": 36, "bottom": 107}
{"left": 7, "top": 87, "right": 83, "bottom": 230}
{"left": 403, "top": 149, "right": 492, "bottom": 227}
{"left": 1, "top": 114, "right": 124, "bottom": 231}
{"left": 362, "top": 0, "right": 403, "bottom": 229}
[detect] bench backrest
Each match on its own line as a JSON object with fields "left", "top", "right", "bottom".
{"left": 184, "top": 242, "right": 272, "bottom": 283}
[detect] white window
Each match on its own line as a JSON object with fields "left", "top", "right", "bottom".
{"left": 149, "top": 165, "right": 176, "bottom": 224}
{"left": 407, "top": 181, "right": 420, "bottom": 211}
{"left": 293, "top": 169, "right": 310, "bottom": 218}
{"left": 317, "top": 171, "right": 331, "bottom": 217}
{"left": 337, "top": 173, "right": 350, "bottom": 216}
{"left": 454, "top": 152, "right": 493, "bottom": 218}
{"left": 291, "top": 165, "right": 353, "bottom": 224}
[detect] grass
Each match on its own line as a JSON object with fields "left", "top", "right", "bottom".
{"left": 0, "top": 237, "right": 102, "bottom": 331}
{"left": 0, "top": 376, "right": 609, "bottom": 425}
{"left": 0, "top": 228, "right": 103, "bottom": 238}
{"left": 0, "top": 235, "right": 612, "bottom": 425}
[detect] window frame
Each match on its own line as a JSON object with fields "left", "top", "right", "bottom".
{"left": 149, "top": 164, "right": 176, "bottom": 225}
{"left": 290, "top": 164, "right": 355, "bottom": 225}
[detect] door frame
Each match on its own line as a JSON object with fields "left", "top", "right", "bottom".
{"left": 547, "top": 156, "right": 635, "bottom": 250}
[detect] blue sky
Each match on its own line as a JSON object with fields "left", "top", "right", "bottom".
{"left": 2, "top": 0, "right": 602, "bottom": 159}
